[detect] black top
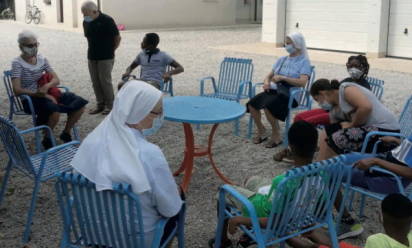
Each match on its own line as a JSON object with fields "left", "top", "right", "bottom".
{"left": 341, "top": 77, "right": 371, "bottom": 90}
{"left": 83, "top": 12, "right": 119, "bottom": 60}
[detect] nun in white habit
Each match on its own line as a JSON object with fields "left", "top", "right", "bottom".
{"left": 71, "top": 81, "right": 182, "bottom": 246}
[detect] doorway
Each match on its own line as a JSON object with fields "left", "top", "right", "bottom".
{"left": 57, "top": 0, "right": 63, "bottom": 23}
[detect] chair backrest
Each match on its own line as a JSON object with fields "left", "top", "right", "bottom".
{"left": 55, "top": 173, "right": 146, "bottom": 247}
{"left": 294, "top": 66, "right": 316, "bottom": 108}
{"left": 3, "top": 70, "right": 26, "bottom": 114}
{"left": 367, "top": 77, "right": 384, "bottom": 100}
{"left": 217, "top": 57, "right": 253, "bottom": 97}
{"left": 264, "top": 156, "right": 349, "bottom": 241}
{"left": 137, "top": 65, "right": 173, "bottom": 94}
{"left": 0, "top": 116, "right": 34, "bottom": 175}
{"left": 399, "top": 95, "right": 412, "bottom": 137}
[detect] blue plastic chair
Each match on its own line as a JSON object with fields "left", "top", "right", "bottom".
{"left": 199, "top": 57, "right": 254, "bottom": 136}
{"left": 3, "top": 70, "right": 80, "bottom": 151}
{"left": 247, "top": 66, "right": 316, "bottom": 145}
{"left": 55, "top": 172, "right": 186, "bottom": 248}
{"left": 0, "top": 116, "right": 79, "bottom": 243}
{"left": 367, "top": 77, "right": 384, "bottom": 100}
{"left": 213, "top": 155, "right": 350, "bottom": 248}
{"left": 346, "top": 96, "right": 412, "bottom": 217}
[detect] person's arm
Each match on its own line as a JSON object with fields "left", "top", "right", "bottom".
{"left": 11, "top": 77, "right": 43, "bottom": 97}
{"left": 273, "top": 74, "right": 309, "bottom": 87}
{"left": 355, "top": 158, "right": 412, "bottom": 179}
{"left": 263, "top": 71, "right": 275, "bottom": 91}
{"left": 228, "top": 216, "right": 268, "bottom": 235}
{"left": 163, "top": 60, "right": 184, "bottom": 82}
{"left": 114, "top": 35, "right": 121, "bottom": 50}
{"left": 343, "top": 86, "right": 372, "bottom": 128}
{"left": 40, "top": 71, "right": 60, "bottom": 92}
{"left": 123, "top": 61, "right": 139, "bottom": 78}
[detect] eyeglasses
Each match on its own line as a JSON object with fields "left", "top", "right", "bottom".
{"left": 150, "top": 110, "right": 163, "bottom": 116}
{"left": 24, "top": 42, "right": 39, "bottom": 48}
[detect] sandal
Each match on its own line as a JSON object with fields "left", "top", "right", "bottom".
{"left": 101, "top": 109, "right": 112, "bottom": 115}
{"left": 265, "top": 140, "right": 282, "bottom": 148}
{"left": 208, "top": 238, "right": 233, "bottom": 248}
{"left": 253, "top": 136, "right": 267, "bottom": 144}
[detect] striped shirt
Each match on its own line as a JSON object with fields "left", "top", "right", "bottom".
{"left": 11, "top": 55, "right": 53, "bottom": 92}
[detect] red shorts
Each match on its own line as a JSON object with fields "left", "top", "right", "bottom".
{"left": 294, "top": 108, "right": 330, "bottom": 126}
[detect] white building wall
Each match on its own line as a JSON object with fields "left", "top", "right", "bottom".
{"left": 101, "top": 0, "right": 237, "bottom": 29}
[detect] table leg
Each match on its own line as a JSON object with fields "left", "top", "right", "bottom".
{"left": 207, "top": 124, "right": 234, "bottom": 185}
{"left": 178, "top": 123, "right": 195, "bottom": 192}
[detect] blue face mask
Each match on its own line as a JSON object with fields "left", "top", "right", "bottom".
{"left": 319, "top": 102, "right": 333, "bottom": 111}
{"left": 285, "top": 44, "right": 296, "bottom": 54}
{"left": 84, "top": 16, "right": 93, "bottom": 23}
{"left": 142, "top": 114, "right": 164, "bottom": 136}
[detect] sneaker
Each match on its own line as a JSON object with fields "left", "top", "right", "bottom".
{"left": 60, "top": 132, "right": 72, "bottom": 143}
{"left": 89, "top": 107, "right": 104, "bottom": 115}
{"left": 42, "top": 137, "right": 53, "bottom": 150}
{"left": 338, "top": 222, "right": 364, "bottom": 240}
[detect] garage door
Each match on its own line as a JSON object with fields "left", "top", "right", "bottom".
{"left": 387, "top": 0, "right": 412, "bottom": 58}
{"left": 285, "top": 0, "right": 368, "bottom": 53}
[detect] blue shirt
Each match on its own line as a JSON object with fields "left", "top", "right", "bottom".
{"left": 272, "top": 55, "right": 312, "bottom": 79}
{"left": 134, "top": 50, "right": 174, "bottom": 83}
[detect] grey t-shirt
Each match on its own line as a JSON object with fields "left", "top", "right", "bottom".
{"left": 134, "top": 50, "right": 174, "bottom": 83}
{"left": 338, "top": 82, "right": 400, "bottom": 130}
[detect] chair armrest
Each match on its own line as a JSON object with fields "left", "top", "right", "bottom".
{"left": 20, "top": 125, "right": 57, "bottom": 146}
{"left": 369, "top": 166, "right": 406, "bottom": 194}
{"left": 236, "top": 80, "right": 252, "bottom": 101}
{"left": 199, "top": 76, "right": 217, "bottom": 96}
{"left": 57, "top": 86, "right": 70, "bottom": 92}
{"left": 152, "top": 202, "right": 186, "bottom": 248}
{"left": 251, "top": 82, "right": 264, "bottom": 97}
{"left": 360, "top": 131, "right": 406, "bottom": 153}
{"left": 288, "top": 87, "right": 308, "bottom": 109}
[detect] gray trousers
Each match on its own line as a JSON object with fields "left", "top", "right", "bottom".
{"left": 88, "top": 59, "right": 115, "bottom": 109}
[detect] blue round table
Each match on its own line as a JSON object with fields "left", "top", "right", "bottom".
{"left": 164, "top": 96, "right": 246, "bottom": 192}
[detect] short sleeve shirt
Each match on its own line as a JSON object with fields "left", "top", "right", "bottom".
{"left": 83, "top": 12, "right": 119, "bottom": 60}
{"left": 11, "top": 55, "right": 53, "bottom": 92}
{"left": 365, "top": 232, "right": 412, "bottom": 248}
{"left": 272, "top": 55, "right": 312, "bottom": 79}
{"left": 134, "top": 51, "right": 174, "bottom": 83}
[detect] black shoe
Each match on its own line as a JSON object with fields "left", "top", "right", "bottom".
{"left": 60, "top": 132, "right": 72, "bottom": 143}
{"left": 42, "top": 137, "right": 53, "bottom": 150}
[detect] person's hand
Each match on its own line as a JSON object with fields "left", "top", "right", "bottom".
{"left": 45, "top": 94, "right": 57, "bottom": 104}
{"left": 272, "top": 75, "right": 285, "bottom": 82}
{"left": 228, "top": 217, "right": 242, "bottom": 235}
{"left": 33, "top": 91, "right": 46, "bottom": 98}
{"left": 380, "top": 136, "right": 401, "bottom": 145}
{"left": 340, "top": 121, "right": 353, "bottom": 129}
{"left": 354, "top": 158, "right": 376, "bottom": 170}
{"left": 162, "top": 72, "right": 172, "bottom": 82}
{"left": 263, "top": 82, "right": 270, "bottom": 91}
{"left": 38, "top": 84, "right": 49, "bottom": 94}
{"left": 122, "top": 72, "right": 130, "bottom": 81}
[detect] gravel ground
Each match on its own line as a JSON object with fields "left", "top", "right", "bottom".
{"left": 0, "top": 21, "right": 411, "bottom": 247}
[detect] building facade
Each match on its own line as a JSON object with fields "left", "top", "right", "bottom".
{"left": 14, "top": 0, "right": 262, "bottom": 30}
{"left": 262, "top": 0, "right": 412, "bottom": 58}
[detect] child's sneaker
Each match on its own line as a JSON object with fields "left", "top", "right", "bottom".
{"left": 338, "top": 221, "right": 364, "bottom": 240}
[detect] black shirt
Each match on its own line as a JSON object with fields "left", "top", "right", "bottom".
{"left": 341, "top": 77, "right": 371, "bottom": 90}
{"left": 83, "top": 12, "right": 119, "bottom": 60}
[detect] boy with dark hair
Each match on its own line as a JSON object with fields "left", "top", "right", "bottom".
{"left": 123, "top": 33, "right": 184, "bottom": 89}
{"left": 365, "top": 193, "right": 412, "bottom": 248}
{"left": 209, "top": 121, "right": 319, "bottom": 248}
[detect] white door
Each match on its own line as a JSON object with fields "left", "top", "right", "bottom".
{"left": 387, "top": 0, "right": 412, "bottom": 58}
{"left": 285, "top": 0, "right": 368, "bottom": 53}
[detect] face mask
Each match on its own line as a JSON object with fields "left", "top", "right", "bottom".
{"left": 22, "top": 46, "right": 38, "bottom": 57}
{"left": 348, "top": 68, "right": 363, "bottom": 79}
{"left": 319, "top": 102, "right": 333, "bottom": 111}
{"left": 142, "top": 114, "right": 164, "bottom": 136}
{"left": 84, "top": 16, "right": 93, "bottom": 22}
{"left": 285, "top": 44, "right": 296, "bottom": 54}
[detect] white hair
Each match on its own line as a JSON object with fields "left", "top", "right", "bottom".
{"left": 18, "top": 30, "right": 37, "bottom": 44}
{"left": 81, "top": 1, "right": 98, "bottom": 11}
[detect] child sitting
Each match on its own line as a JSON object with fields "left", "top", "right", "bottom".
{"left": 122, "top": 33, "right": 184, "bottom": 89}
{"left": 365, "top": 193, "right": 412, "bottom": 248}
{"left": 209, "top": 121, "right": 319, "bottom": 248}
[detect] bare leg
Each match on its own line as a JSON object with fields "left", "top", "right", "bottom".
{"left": 63, "top": 107, "right": 85, "bottom": 134}
{"left": 264, "top": 109, "right": 282, "bottom": 144}
{"left": 316, "top": 130, "right": 337, "bottom": 161}
{"left": 286, "top": 236, "right": 318, "bottom": 248}
{"left": 45, "top": 112, "right": 60, "bottom": 137}
{"left": 334, "top": 190, "right": 352, "bottom": 220}
{"left": 249, "top": 105, "right": 266, "bottom": 142}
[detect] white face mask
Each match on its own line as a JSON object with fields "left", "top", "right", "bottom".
{"left": 285, "top": 44, "right": 296, "bottom": 54}
{"left": 348, "top": 68, "right": 363, "bottom": 80}
{"left": 84, "top": 16, "right": 93, "bottom": 22}
{"left": 22, "top": 46, "right": 38, "bottom": 57}
{"left": 319, "top": 102, "right": 333, "bottom": 111}
{"left": 142, "top": 114, "right": 164, "bottom": 136}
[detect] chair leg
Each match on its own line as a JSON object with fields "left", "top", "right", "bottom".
{"left": 247, "top": 115, "right": 253, "bottom": 139}
{"left": 233, "top": 119, "right": 240, "bottom": 136}
{"left": 348, "top": 190, "right": 355, "bottom": 211}
{"left": 359, "top": 194, "right": 366, "bottom": 218}
{"left": 0, "top": 161, "right": 13, "bottom": 205}
{"left": 22, "top": 179, "right": 42, "bottom": 243}
{"left": 327, "top": 215, "right": 340, "bottom": 248}
{"left": 72, "top": 126, "right": 80, "bottom": 141}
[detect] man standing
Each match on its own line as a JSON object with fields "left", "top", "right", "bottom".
{"left": 81, "top": 1, "right": 121, "bottom": 115}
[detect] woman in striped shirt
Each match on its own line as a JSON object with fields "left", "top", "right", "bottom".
{"left": 11, "top": 30, "right": 88, "bottom": 149}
